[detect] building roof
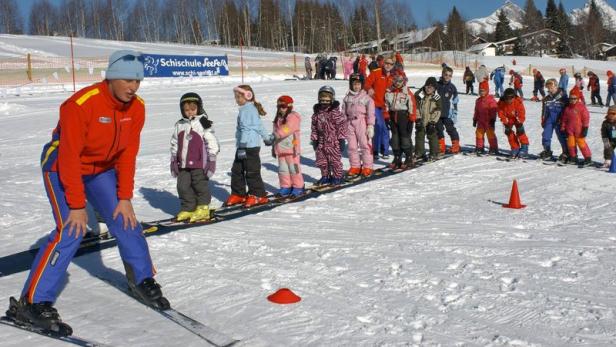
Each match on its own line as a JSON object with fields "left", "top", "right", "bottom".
{"left": 390, "top": 27, "right": 437, "bottom": 45}
{"left": 467, "top": 42, "right": 497, "bottom": 53}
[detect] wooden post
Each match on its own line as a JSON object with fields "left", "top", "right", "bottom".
{"left": 240, "top": 36, "right": 244, "bottom": 84}
{"left": 70, "top": 34, "right": 76, "bottom": 93}
{"left": 26, "top": 53, "right": 32, "bottom": 82}
{"left": 293, "top": 54, "right": 297, "bottom": 73}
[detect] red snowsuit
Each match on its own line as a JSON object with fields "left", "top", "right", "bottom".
{"left": 358, "top": 56, "right": 368, "bottom": 78}
{"left": 473, "top": 94, "right": 498, "bottom": 151}
{"left": 497, "top": 96, "right": 529, "bottom": 151}
{"left": 560, "top": 101, "right": 591, "bottom": 159}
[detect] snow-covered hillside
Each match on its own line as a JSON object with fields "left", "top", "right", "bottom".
{"left": 1, "top": 37, "right": 616, "bottom": 346}
{"left": 570, "top": 0, "right": 616, "bottom": 31}
{"left": 467, "top": 0, "right": 525, "bottom": 35}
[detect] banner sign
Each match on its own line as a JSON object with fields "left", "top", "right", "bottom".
{"left": 142, "top": 54, "right": 229, "bottom": 77}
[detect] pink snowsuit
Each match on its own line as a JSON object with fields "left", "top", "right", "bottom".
{"left": 343, "top": 58, "right": 354, "bottom": 80}
{"left": 273, "top": 111, "right": 304, "bottom": 189}
{"left": 311, "top": 101, "right": 348, "bottom": 179}
{"left": 561, "top": 102, "right": 591, "bottom": 159}
{"left": 473, "top": 94, "right": 499, "bottom": 151}
{"left": 342, "top": 89, "right": 376, "bottom": 169}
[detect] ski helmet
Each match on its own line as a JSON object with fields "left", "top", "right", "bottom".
{"left": 318, "top": 85, "right": 335, "bottom": 101}
{"left": 180, "top": 92, "right": 205, "bottom": 117}
{"left": 349, "top": 73, "right": 363, "bottom": 90}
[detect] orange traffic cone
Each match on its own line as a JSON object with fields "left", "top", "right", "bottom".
{"left": 267, "top": 288, "right": 301, "bottom": 304}
{"left": 503, "top": 179, "right": 526, "bottom": 209}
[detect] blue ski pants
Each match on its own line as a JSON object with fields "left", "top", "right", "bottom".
{"left": 22, "top": 169, "right": 154, "bottom": 303}
{"left": 372, "top": 107, "right": 390, "bottom": 156}
{"left": 542, "top": 117, "right": 568, "bottom": 154}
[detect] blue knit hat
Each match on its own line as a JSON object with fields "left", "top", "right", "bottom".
{"left": 106, "top": 50, "right": 144, "bottom": 80}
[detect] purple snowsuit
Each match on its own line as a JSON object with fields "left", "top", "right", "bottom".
{"left": 342, "top": 89, "right": 375, "bottom": 169}
{"left": 311, "top": 101, "right": 348, "bottom": 179}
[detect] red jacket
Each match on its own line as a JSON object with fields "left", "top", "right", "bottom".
{"left": 42, "top": 81, "right": 145, "bottom": 209}
{"left": 364, "top": 68, "right": 405, "bottom": 109}
{"left": 560, "top": 102, "right": 590, "bottom": 136}
{"left": 358, "top": 57, "right": 368, "bottom": 76}
{"left": 497, "top": 96, "right": 526, "bottom": 126}
{"left": 587, "top": 74, "right": 600, "bottom": 92}
{"left": 474, "top": 95, "right": 498, "bottom": 129}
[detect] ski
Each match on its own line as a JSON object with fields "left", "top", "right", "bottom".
{"left": 0, "top": 317, "right": 111, "bottom": 347}
{"left": 95, "top": 275, "right": 238, "bottom": 347}
{"left": 0, "top": 158, "right": 459, "bottom": 277}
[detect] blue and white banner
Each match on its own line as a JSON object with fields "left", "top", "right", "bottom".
{"left": 142, "top": 54, "right": 229, "bottom": 77}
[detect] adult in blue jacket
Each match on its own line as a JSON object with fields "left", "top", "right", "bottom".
{"left": 490, "top": 66, "right": 505, "bottom": 98}
{"left": 540, "top": 79, "right": 569, "bottom": 161}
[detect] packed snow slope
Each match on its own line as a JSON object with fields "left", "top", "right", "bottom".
{"left": 1, "top": 45, "right": 616, "bottom": 346}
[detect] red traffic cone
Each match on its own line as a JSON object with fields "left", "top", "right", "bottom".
{"left": 267, "top": 288, "right": 301, "bottom": 304}
{"left": 503, "top": 179, "right": 526, "bottom": 209}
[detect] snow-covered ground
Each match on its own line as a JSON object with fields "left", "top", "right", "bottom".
{"left": 1, "top": 38, "right": 616, "bottom": 347}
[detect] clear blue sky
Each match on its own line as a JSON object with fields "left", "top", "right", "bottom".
{"left": 16, "top": 0, "right": 616, "bottom": 30}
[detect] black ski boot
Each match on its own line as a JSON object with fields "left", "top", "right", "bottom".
{"left": 539, "top": 149, "right": 553, "bottom": 160}
{"left": 475, "top": 147, "right": 485, "bottom": 156}
{"left": 389, "top": 153, "right": 402, "bottom": 170}
{"left": 128, "top": 278, "right": 171, "bottom": 310}
{"left": 581, "top": 157, "right": 593, "bottom": 167}
{"left": 6, "top": 297, "right": 73, "bottom": 336}
{"left": 401, "top": 154, "right": 415, "bottom": 170}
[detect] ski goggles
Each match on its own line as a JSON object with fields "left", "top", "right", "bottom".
{"left": 109, "top": 53, "right": 145, "bottom": 67}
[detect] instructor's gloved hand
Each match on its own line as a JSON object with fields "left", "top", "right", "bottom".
{"left": 170, "top": 157, "right": 179, "bottom": 178}
{"left": 504, "top": 126, "right": 512, "bottom": 136}
{"left": 581, "top": 127, "right": 588, "bottom": 138}
{"left": 339, "top": 139, "right": 346, "bottom": 153}
{"left": 472, "top": 119, "right": 477, "bottom": 128}
{"left": 366, "top": 125, "right": 374, "bottom": 139}
{"left": 237, "top": 149, "right": 247, "bottom": 160}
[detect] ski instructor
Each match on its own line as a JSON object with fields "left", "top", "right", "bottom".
{"left": 7, "top": 50, "right": 169, "bottom": 336}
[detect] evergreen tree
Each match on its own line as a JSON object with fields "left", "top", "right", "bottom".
{"left": 494, "top": 10, "right": 513, "bottom": 42}
{"left": 522, "top": 0, "right": 544, "bottom": 34}
{"left": 443, "top": 6, "right": 469, "bottom": 51}
{"left": 512, "top": 33, "right": 526, "bottom": 56}
{"left": 545, "top": 0, "right": 558, "bottom": 31}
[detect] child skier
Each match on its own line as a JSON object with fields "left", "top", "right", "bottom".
{"left": 270, "top": 95, "right": 304, "bottom": 197}
{"left": 587, "top": 71, "right": 603, "bottom": 106}
{"left": 463, "top": 66, "right": 475, "bottom": 95}
{"left": 531, "top": 68, "right": 545, "bottom": 101}
{"left": 311, "top": 86, "right": 348, "bottom": 185}
{"left": 226, "top": 85, "right": 272, "bottom": 208}
{"left": 509, "top": 70, "right": 524, "bottom": 99}
{"left": 385, "top": 74, "right": 417, "bottom": 169}
{"left": 473, "top": 85, "right": 499, "bottom": 155}
{"left": 414, "top": 77, "right": 442, "bottom": 161}
{"left": 607, "top": 70, "right": 616, "bottom": 107}
{"left": 601, "top": 106, "right": 616, "bottom": 167}
{"left": 561, "top": 88, "right": 592, "bottom": 166}
{"left": 342, "top": 73, "right": 376, "bottom": 177}
{"left": 498, "top": 88, "right": 529, "bottom": 158}
{"left": 540, "top": 79, "right": 569, "bottom": 162}
{"left": 170, "top": 92, "right": 220, "bottom": 222}
{"left": 490, "top": 65, "right": 506, "bottom": 98}
{"left": 437, "top": 66, "right": 461, "bottom": 154}
{"left": 573, "top": 73, "right": 586, "bottom": 104}
{"left": 559, "top": 68, "right": 569, "bottom": 96}
{"left": 475, "top": 64, "right": 490, "bottom": 94}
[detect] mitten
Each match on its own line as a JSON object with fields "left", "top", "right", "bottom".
{"left": 205, "top": 156, "right": 216, "bottom": 178}
{"left": 366, "top": 125, "right": 374, "bottom": 139}
{"left": 170, "top": 157, "right": 179, "bottom": 177}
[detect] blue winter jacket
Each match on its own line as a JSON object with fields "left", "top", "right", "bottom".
{"left": 437, "top": 78, "right": 458, "bottom": 120}
{"left": 491, "top": 68, "right": 505, "bottom": 85}
{"left": 559, "top": 74, "right": 569, "bottom": 92}
{"left": 541, "top": 89, "right": 568, "bottom": 125}
{"left": 235, "top": 102, "right": 269, "bottom": 148}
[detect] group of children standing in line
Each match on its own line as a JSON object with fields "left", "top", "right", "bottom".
{"left": 168, "top": 65, "right": 616, "bottom": 222}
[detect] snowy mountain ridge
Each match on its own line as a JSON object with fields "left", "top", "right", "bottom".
{"left": 570, "top": 0, "right": 616, "bottom": 31}
{"left": 467, "top": 0, "right": 616, "bottom": 35}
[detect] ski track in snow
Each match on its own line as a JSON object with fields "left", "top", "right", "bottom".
{"left": 1, "top": 58, "right": 616, "bottom": 346}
